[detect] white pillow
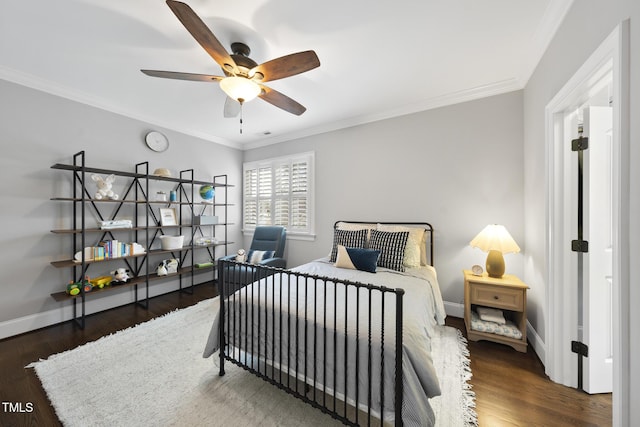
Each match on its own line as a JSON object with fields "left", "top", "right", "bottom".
{"left": 420, "top": 230, "right": 428, "bottom": 266}
{"left": 376, "top": 224, "right": 424, "bottom": 268}
{"left": 336, "top": 222, "right": 376, "bottom": 232}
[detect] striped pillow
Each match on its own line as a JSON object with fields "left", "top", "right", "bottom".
{"left": 330, "top": 228, "right": 368, "bottom": 262}
{"left": 246, "top": 250, "right": 275, "bottom": 264}
{"left": 377, "top": 224, "right": 425, "bottom": 268}
{"left": 368, "top": 230, "right": 409, "bottom": 272}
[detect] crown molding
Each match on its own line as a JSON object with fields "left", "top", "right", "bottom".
{"left": 2, "top": 65, "right": 523, "bottom": 152}
{"left": 243, "top": 78, "right": 522, "bottom": 150}
{"left": 517, "top": 0, "right": 575, "bottom": 86}
{"left": 0, "top": 66, "right": 243, "bottom": 150}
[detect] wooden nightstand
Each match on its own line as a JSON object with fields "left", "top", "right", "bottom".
{"left": 463, "top": 270, "right": 529, "bottom": 352}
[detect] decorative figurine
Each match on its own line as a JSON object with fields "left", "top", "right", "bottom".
{"left": 110, "top": 267, "right": 130, "bottom": 284}
{"left": 91, "top": 174, "right": 119, "bottom": 200}
{"left": 156, "top": 258, "right": 179, "bottom": 276}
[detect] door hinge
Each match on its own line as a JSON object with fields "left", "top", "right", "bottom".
{"left": 571, "top": 239, "right": 589, "bottom": 252}
{"left": 571, "top": 340, "right": 589, "bottom": 357}
{"left": 572, "top": 136, "right": 589, "bottom": 151}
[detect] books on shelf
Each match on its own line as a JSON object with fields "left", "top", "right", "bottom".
{"left": 74, "top": 241, "right": 145, "bottom": 262}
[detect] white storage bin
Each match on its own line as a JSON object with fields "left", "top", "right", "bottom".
{"left": 159, "top": 235, "right": 184, "bottom": 250}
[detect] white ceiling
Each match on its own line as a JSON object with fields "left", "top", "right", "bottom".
{"left": 1, "top": 0, "right": 573, "bottom": 150}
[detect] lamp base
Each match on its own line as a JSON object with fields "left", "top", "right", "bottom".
{"left": 485, "top": 250, "right": 505, "bottom": 278}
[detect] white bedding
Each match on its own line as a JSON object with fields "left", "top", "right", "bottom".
{"left": 203, "top": 258, "right": 447, "bottom": 426}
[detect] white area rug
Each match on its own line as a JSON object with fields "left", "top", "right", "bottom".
{"left": 28, "top": 298, "right": 476, "bottom": 426}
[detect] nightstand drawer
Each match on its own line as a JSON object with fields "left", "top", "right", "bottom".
{"left": 471, "top": 284, "right": 524, "bottom": 311}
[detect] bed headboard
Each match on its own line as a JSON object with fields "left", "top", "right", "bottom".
{"left": 333, "top": 221, "right": 435, "bottom": 267}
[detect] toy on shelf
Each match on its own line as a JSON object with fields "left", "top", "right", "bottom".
{"left": 66, "top": 276, "right": 92, "bottom": 295}
{"left": 195, "top": 261, "right": 213, "bottom": 268}
{"left": 156, "top": 258, "right": 179, "bottom": 276}
{"left": 110, "top": 268, "right": 131, "bottom": 284}
{"left": 90, "top": 275, "right": 112, "bottom": 289}
{"left": 91, "top": 174, "right": 119, "bottom": 200}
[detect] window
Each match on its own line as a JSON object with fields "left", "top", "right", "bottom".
{"left": 243, "top": 152, "right": 314, "bottom": 239}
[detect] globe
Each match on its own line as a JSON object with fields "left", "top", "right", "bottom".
{"left": 199, "top": 184, "right": 215, "bottom": 201}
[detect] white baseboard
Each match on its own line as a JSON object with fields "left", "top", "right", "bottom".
{"left": 0, "top": 280, "right": 186, "bottom": 340}
{"left": 527, "top": 320, "right": 546, "bottom": 363}
{"left": 444, "top": 301, "right": 465, "bottom": 319}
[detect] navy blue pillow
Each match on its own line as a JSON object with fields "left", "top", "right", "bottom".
{"left": 334, "top": 245, "right": 380, "bottom": 273}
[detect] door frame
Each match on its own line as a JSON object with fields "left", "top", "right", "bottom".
{"left": 545, "top": 21, "right": 629, "bottom": 426}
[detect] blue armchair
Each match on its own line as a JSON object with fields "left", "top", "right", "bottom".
{"left": 220, "top": 226, "right": 287, "bottom": 289}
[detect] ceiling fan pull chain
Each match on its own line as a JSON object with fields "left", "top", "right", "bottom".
{"left": 239, "top": 100, "right": 244, "bottom": 134}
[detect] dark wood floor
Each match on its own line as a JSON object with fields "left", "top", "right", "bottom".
{"left": 0, "top": 284, "right": 611, "bottom": 427}
{"left": 445, "top": 317, "right": 611, "bottom": 426}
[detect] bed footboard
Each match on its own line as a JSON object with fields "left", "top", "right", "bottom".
{"left": 217, "top": 259, "right": 405, "bottom": 426}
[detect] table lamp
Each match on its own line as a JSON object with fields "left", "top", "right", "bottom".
{"left": 469, "top": 224, "right": 520, "bottom": 278}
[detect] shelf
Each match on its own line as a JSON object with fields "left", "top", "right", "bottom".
{"left": 51, "top": 223, "right": 235, "bottom": 234}
{"left": 50, "top": 241, "right": 233, "bottom": 268}
{"left": 51, "top": 163, "right": 234, "bottom": 187}
{"left": 51, "top": 152, "right": 231, "bottom": 328}
{"left": 50, "top": 196, "right": 233, "bottom": 207}
{"left": 466, "top": 329, "right": 525, "bottom": 346}
{"left": 50, "top": 264, "right": 215, "bottom": 302}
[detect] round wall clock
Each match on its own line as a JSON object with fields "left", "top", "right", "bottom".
{"left": 145, "top": 131, "right": 169, "bottom": 152}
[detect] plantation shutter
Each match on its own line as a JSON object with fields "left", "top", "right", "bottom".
{"left": 243, "top": 168, "right": 258, "bottom": 227}
{"left": 257, "top": 167, "right": 272, "bottom": 225}
{"left": 290, "top": 160, "right": 309, "bottom": 229}
{"left": 274, "top": 164, "right": 290, "bottom": 227}
{"left": 243, "top": 152, "right": 314, "bottom": 236}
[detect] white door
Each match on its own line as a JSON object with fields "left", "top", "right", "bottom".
{"left": 546, "top": 23, "right": 628, "bottom": 424}
{"left": 582, "top": 106, "right": 613, "bottom": 394}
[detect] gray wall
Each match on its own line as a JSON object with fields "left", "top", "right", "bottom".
{"left": 522, "top": 0, "right": 639, "bottom": 423}
{"left": 244, "top": 91, "right": 525, "bottom": 310}
{"left": 0, "top": 79, "right": 524, "bottom": 335}
{"left": 0, "top": 79, "right": 243, "bottom": 337}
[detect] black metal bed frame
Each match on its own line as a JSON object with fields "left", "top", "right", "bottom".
{"left": 217, "top": 222, "right": 434, "bottom": 426}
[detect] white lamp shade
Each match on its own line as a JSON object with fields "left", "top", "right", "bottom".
{"left": 469, "top": 224, "right": 520, "bottom": 254}
{"left": 219, "top": 77, "right": 261, "bottom": 103}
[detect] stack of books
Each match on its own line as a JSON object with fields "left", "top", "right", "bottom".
{"left": 75, "top": 241, "right": 145, "bottom": 262}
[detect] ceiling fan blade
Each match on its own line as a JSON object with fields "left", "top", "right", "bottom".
{"left": 251, "top": 50, "right": 320, "bottom": 83}
{"left": 165, "top": 0, "right": 238, "bottom": 75}
{"left": 141, "top": 69, "right": 223, "bottom": 82}
{"left": 223, "top": 97, "right": 241, "bottom": 118}
{"left": 259, "top": 85, "right": 306, "bottom": 115}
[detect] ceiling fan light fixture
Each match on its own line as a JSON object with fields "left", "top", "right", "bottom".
{"left": 143, "top": 2, "right": 319, "bottom": 116}
{"left": 249, "top": 70, "right": 265, "bottom": 81}
{"left": 219, "top": 76, "right": 261, "bottom": 103}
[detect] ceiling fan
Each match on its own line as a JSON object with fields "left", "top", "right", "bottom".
{"left": 141, "top": 0, "right": 320, "bottom": 117}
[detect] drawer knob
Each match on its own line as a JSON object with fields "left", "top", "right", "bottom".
{"left": 493, "top": 295, "right": 499, "bottom": 300}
